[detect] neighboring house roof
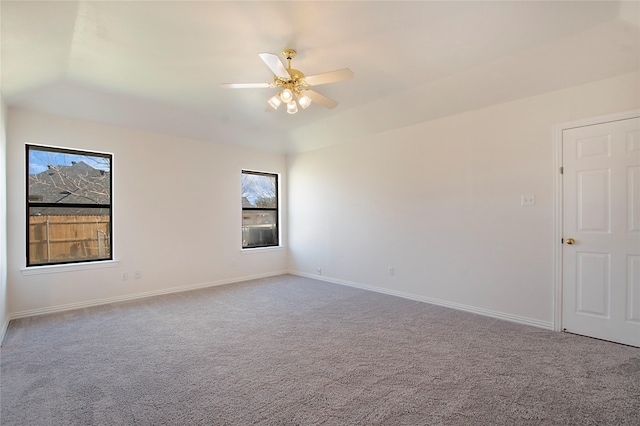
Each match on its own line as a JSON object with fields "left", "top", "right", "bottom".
{"left": 29, "top": 161, "right": 111, "bottom": 216}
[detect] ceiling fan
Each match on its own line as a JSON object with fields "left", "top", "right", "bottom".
{"left": 221, "top": 49, "right": 353, "bottom": 114}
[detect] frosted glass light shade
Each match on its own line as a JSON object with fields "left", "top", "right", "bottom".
{"left": 267, "top": 94, "right": 282, "bottom": 110}
{"left": 298, "top": 93, "right": 312, "bottom": 109}
{"left": 287, "top": 100, "right": 298, "bottom": 114}
{"left": 280, "top": 89, "right": 293, "bottom": 103}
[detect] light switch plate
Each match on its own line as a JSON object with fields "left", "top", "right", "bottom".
{"left": 521, "top": 194, "right": 535, "bottom": 206}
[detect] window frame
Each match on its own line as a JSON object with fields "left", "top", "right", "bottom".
{"left": 241, "top": 170, "right": 279, "bottom": 249}
{"left": 25, "top": 144, "right": 113, "bottom": 267}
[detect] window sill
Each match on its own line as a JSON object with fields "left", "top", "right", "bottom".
{"left": 21, "top": 260, "right": 120, "bottom": 276}
{"left": 240, "top": 246, "right": 284, "bottom": 254}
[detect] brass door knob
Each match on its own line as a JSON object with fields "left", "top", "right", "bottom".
{"left": 566, "top": 238, "right": 575, "bottom": 245}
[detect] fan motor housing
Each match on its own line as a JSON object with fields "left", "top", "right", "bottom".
{"left": 274, "top": 68, "right": 307, "bottom": 91}
{"left": 287, "top": 68, "right": 305, "bottom": 81}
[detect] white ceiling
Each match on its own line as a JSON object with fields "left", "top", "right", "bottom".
{"left": 2, "top": 1, "right": 639, "bottom": 154}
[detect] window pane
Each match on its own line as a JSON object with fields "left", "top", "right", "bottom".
{"left": 241, "top": 173, "right": 276, "bottom": 208}
{"left": 242, "top": 210, "right": 278, "bottom": 248}
{"left": 28, "top": 148, "right": 111, "bottom": 205}
{"left": 27, "top": 145, "right": 113, "bottom": 267}
{"left": 28, "top": 207, "right": 111, "bottom": 265}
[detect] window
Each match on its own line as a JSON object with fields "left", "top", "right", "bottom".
{"left": 26, "top": 145, "right": 112, "bottom": 266}
{"left": 241, "top": 170, "right": 278, "bottom": 248}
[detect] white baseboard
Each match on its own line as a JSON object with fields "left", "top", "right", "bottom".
{"left": 7, "top": 270, "right": 288, "bottom": 321}
{"left": 5, "top": 270, "right": 553, "bottom": 334}
{"left": 289, "top": 271, "right": 554, "bottom": 330}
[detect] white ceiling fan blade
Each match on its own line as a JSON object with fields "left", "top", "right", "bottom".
{"left": 304, "top": 68, "right": 354, "bottom": 86}
{"left": 258, "top": 53, "right": 290, "bottom": 79}
{"left": 220, "top": 83, "right": 272, "bottom": 89}
{"left": 304, "top": 90, "right": 339, "bottom": 109}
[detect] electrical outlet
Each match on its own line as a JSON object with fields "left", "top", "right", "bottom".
{"left": 521, "top": 194, "right": 535, "bottom": 206}
{"left": 389, "top": 266, "right": 394, "bottom": 276}
{"left": 316, "top": 267, "right": 322, "bottom": 275}
{"left": 121, "top": 271, "right": 128, "bottom": 281}
{"left": 134, "top": 270, "right": 141, "bottom": 279}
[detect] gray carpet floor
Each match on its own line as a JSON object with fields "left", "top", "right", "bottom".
{"left": 1, "top": 274, "right": 639, "bottom": 425}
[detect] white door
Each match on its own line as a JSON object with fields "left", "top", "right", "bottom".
{"left": 562, "top": 116, "right": 640, "bottom": 347}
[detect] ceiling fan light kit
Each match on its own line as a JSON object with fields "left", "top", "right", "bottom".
{"left": 286, "top": 101, "right": 298, "bottom": 114}
{"left": 221, "top": 49, "right": 353, "bottom": 115}
{"left": 298, "top": 93, "right": 312, "bottom": 109}
{"left": 279, "top": 88, "right": 294, "bottom": 103}
{"left": 267, "top": 94, "right": 282, "bottom": 110}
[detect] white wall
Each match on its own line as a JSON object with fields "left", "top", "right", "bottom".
{"left": 6, "top": 109, "right": 287, "bottom": 316}
{"left": 288, "top": 72, "right": 640, "bottom": 328}
{"left": 5, "top": 72, "right": 639, "bottom": 326}
{"left": 0, "top": 97, "right": 8, "bottom": 341}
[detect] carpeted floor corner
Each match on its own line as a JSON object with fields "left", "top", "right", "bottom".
{"left": 1, "top": 274, "right": 639, "bottom": 425}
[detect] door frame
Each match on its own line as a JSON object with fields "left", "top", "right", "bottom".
{"left": 553, "top": 109, "right": 640, "bottom": 332}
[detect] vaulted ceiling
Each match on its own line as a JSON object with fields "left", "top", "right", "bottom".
{"left": 2, "top": 1, "right": 638, "bottom": 153}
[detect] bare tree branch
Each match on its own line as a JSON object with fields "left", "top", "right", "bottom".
{"left": 29, "top": 162, "right": 110, "bottom": 205}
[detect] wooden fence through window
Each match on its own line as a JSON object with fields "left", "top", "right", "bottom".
{"left": 28, "top": 215, "right": 111, "bottom": 265}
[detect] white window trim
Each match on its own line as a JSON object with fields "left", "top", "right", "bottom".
{"left": 239, "top": 246, "right": 284, "bottom": 255}
{"left": 21, "top": 259, "right": 119, "bottom": 275}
